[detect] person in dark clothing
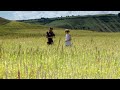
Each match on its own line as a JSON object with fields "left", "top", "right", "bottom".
{"left": 46, "top": 27, "right": 55, "bottom": 45}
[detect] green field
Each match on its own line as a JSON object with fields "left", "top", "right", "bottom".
{"left": 0, "top": 25, "right": 120, "bottom": 79}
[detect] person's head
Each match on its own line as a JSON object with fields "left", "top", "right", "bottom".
{"left": 65, "top": 30, "right": 70, "bottom": 34}
{"left": 49, "top": 27, "right": 53, "bottom": 32}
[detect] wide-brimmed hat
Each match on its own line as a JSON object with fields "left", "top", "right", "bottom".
{"left": 65, "top": 29, "right": 70, "bottom": 32}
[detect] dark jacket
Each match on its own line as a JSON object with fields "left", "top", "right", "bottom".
{"left": 46, "top": 31, "right": 55, "bottom": 38}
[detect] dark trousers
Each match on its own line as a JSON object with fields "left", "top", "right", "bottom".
{"left": 47, "top": 38, "right": 53, "bottom": 45}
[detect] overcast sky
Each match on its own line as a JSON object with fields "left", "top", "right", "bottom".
{"left": 0, "top": 11, "right": 120, "bottom": 20}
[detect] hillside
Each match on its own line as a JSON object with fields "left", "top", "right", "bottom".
{"left": 0, "top": 20, "right": 48, "bottom": 29}
{"left": 0, "top": 19, "right": 50, "bottom": 38}
{"left": 0, "top": 17, "right": 10, "bottom": 25}
{"left": 17, "top": 14, "right": 120, "bottom": 32}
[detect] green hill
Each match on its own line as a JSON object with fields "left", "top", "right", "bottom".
{"left": 0, "top": 20, "right": 48, "bottom": 30}
{"left": 0, "top": 18, "right": 49, "bottom": 38}
{"left": 18, "top": 14, "right": 120, "bottom": 32}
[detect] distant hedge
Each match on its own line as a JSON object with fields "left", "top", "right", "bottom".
{"left": 118, "top": 13, "right": 120, "bottom": 17}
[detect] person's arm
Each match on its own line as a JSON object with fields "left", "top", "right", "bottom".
{"left": 53, "top": 33, "right": 55, "bottom": 37}
{"left": 52, "top": 32, "right": 55, "bottom": 37}
{"left": 46, "top": 32, "right": 49, "bottom": 38}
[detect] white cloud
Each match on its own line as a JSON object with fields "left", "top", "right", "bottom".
{"left": 10, "top": 11, "right": 120, "bottom": 20}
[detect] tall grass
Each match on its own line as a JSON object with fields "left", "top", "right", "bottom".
{"left": 0, "top": 29, "right": 120, "bottom": 79}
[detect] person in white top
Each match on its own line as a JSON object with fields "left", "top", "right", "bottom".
{"left": 65, "top": 30, "right": 72, "bottom": 46}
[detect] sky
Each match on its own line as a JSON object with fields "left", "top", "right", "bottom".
{"left": 0, "top": 11, "right": 120, "bottom": 20}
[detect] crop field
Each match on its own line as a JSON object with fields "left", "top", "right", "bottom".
{"left": 0, "top": 28, "right": 120, "bottom": 79}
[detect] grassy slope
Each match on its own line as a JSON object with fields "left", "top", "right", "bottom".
{"left": 45, "top": 15, "right": 120, "bottom": 32}
{"left": 0, "top": 21, "right": 48, "bottom": 29}
{"left": 0, "top": 20, "right": 63, "bottom": 39}
{"left": 0, "top": 21, "right": 50, "bottom": 38}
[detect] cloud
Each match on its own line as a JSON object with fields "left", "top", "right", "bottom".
{"left": 8, "top": 11, "right": 120, "bottom": 20}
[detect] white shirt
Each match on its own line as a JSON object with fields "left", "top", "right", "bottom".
{"left": 65, "top": 34, "right": 71, "bottom": 46}
{"left": 65, "top": 34, "right": 71, "bottom": 41}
